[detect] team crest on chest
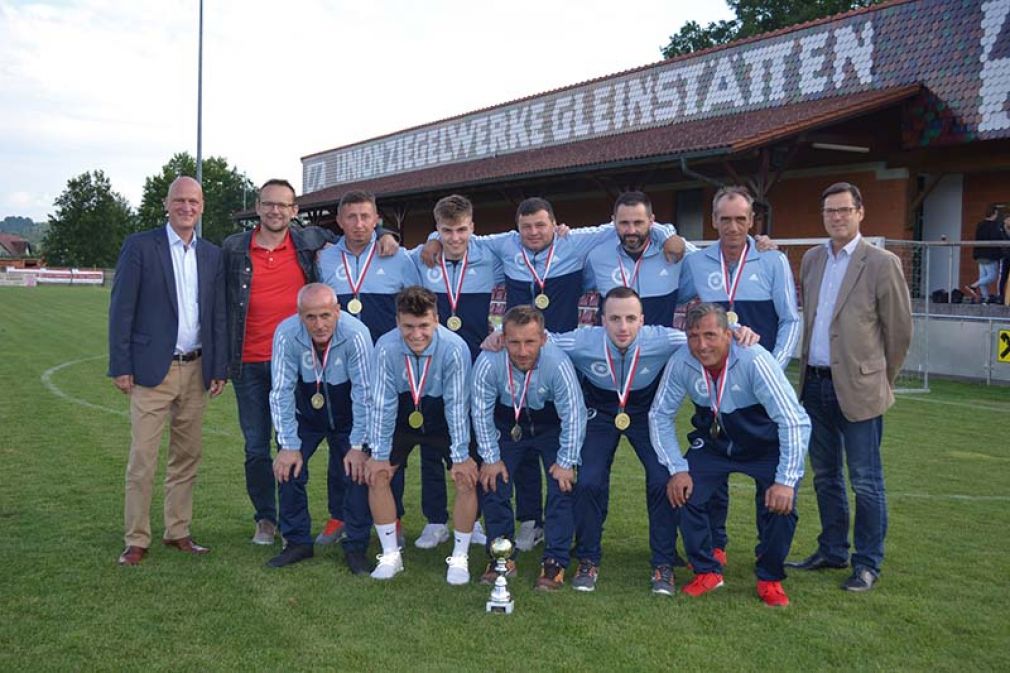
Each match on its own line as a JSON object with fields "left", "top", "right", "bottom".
{"left": 694, "top": 376, "right": 709, "bottom": 399}
{"left": 426, "top": 267, "right": 442, "bottom": 284}
{"left": 590, "top": 361, "right": 610, "bottom": 378}
{"left": 707, "top": 271, "right": 724, "bottom": 291}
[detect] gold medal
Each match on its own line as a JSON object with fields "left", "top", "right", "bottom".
{"left": 510, "top": 424, "right": 522, "bottom": 442}
{"left": 726, "top": 310, "right": 739, "bottom": 325}
{"left": 408, "top": 410, "right": 424, "bottom": 429}
{"left": 447, "top": 315, "right": 463, "bottom": 331}
{"left": 614, "top": 412, "right": 631, "bottom": 431}
{"left": 347, "top": 297, "right": 363, "bottom": 315}
{"left": 534, "top": 293, "right": 550, "bottom": 310}
{"left": 310, "top": 392, "right": 325, "bottom": 410}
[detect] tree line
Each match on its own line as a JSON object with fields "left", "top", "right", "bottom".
{"left": 40, "top": 153, "right": 254, "bottom": 268}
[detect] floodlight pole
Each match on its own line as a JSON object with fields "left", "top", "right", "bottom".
{"left": 195, "top": 0, "right": 204, "bottom": 238}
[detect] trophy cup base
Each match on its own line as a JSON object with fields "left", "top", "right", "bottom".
{"left": 486, "top": 600, "right": 514, "bottom": 614}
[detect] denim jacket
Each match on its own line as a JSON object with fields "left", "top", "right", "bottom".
{"left": 222, "top": 224, "right": 337, "bottom": 378}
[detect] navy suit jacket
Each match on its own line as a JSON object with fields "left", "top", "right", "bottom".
{"left": 108, "top": 226, "right": 227, "bottom": 389}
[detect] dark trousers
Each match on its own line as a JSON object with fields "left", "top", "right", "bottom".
{"left": 480, "top": 430, "right": 573, "bottom": 567}
{"left": 232, "top": 361, "right": 277, "bottom": 525}
{"left": 682, "top": 446, "right": 797, "bottom": 581}
{"left": 420, "top": 444, "right": 449, "bottom": 524}
{"left": 574, "top": 412, "right": 681, "bottom": 567}
{"left": 803, "top": 375, "right": 887, "bottom": 573}
{"left": 278, "top": 429, "right": 366, "bottom": 547}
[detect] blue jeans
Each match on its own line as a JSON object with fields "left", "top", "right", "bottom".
{"left": 232, "top": 361, "right": 276, "bottom": 525}
{"left": 802, "top": 375, "right": 887, "bottom": 573}
{"left": 974, "top": 260, "right": 1000, "bottom": 300}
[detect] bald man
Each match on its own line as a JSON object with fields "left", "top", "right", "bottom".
{"left": 108, "top": 176, "right": 227, "bottom": 567}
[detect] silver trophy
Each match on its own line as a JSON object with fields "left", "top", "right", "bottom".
{"left": 485, "top": 537, "right": 515, "bottom": 614}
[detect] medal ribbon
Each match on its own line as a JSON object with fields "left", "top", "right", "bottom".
{"left": 604, "top": 341, "right": 641, "bottom": 411}
{"left": 404, "top": 354, "right": 432, "bottom": 408}
{"left": 311, "top": 340, "right": 332, "bottom": 396}
{"left": 506, "top": 356, "right": 534, "bottom": 426}
{"left": 703, "top": 362, "right": 729, "bottom": 422}
{"left": 439, "top": 249, "right": 469, "bottom": 316}
{"left": 520, "top": 238, "right": 556, "bottom": 295}
{"left": 617, "top": 239, "right": 651, "bottom": 289}
{"left": 341, "top": 239, "right": 378, "bottom": 298}
{"left": 718, "top": 241, "right": 748, "bottom": 310}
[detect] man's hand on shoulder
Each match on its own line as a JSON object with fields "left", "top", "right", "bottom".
{"left": 377, "top": 233, "right": 399, "bottom": 257}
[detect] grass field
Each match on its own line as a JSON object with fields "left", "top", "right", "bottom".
{"left": 1, "top": 286, "right": 1008, "bottom": 672}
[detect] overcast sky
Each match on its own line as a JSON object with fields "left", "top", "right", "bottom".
{"left": 0, "top": 0, "right": 734, "bottom": 221}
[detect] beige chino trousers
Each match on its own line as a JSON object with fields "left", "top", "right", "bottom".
{"left": 123, "top": 358, "right": 207, "bottom": 548}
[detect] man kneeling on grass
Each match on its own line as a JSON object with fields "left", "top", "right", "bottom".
{"left": 363, "top": 286, "right": 479, "bottom": 583}
{"left": 648, "top": 303, "right": 810, "bottom": 606}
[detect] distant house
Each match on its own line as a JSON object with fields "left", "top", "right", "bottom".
{"left": 0, "top": 233, "right": 33, "bottom": 258}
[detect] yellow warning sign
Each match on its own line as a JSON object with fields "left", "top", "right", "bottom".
{"left": 999, "top": 330, "right": 1010, "bottom": 363}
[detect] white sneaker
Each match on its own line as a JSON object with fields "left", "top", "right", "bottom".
{"left": 370, "top": 551, "right": 403, "bottom": 580}
{"left": 414, "top": 523, "right": 450, "bottom": 549}
{"left": 515, "top": 520, "right": 544, "bottom": 552}
{"left": 445, "top": 554, "right": 470, "bottom": 585}
{"left": 471, "top": 520, "right": 487, "bottom": 546}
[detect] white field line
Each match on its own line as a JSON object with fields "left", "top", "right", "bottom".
{"left": 41, "top": 355, "right": 231, "bottom": 437}
{"left": 895, "top": 393, "right": 1010, "bottom": 414}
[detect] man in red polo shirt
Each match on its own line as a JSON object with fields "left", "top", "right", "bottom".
{"left": 223, "top": 179, "right": 396, "bottom": 546}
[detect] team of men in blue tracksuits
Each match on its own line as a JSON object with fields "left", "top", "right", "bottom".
{"left": 265, "top": 186, "right": 814, "bottom": 606}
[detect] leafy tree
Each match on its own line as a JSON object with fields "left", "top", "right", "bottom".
{"left": 661, "top": 0, "right": 882, "bottom": 58}
{"left": 138, "top": 153, "right": 256, "bottom": 245}
{"left": 41, "top": 171, "right": 135, "bottom": 267}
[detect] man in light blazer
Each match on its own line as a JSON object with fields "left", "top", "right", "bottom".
{"left": 108, "top": 176, "right": 227, "bottom": 567}
{"left": 786, "top": 182, "right": 912, "bottom": 592}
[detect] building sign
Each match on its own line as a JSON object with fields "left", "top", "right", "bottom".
{"left": 303, "top": 0, "right": 1010, "bottom": 193}
{"left": 998, "top": 329, "right": 1010, "bottom": 363}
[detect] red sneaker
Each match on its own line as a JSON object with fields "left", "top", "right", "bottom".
{"left": 757, "top": 580, "right": 790, "bottom": 607}
{"left": 316, "top": 518, "right": 345, "bottom": 544}
{"left": 713, "top": 548, "right": 728, "bottom": 567}
{"left": 681, "top": 572, "right": 724, "bottom": 597}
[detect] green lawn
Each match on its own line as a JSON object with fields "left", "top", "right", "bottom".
{"left": 1, "top": 286, "right": 1008, "bottom": 672}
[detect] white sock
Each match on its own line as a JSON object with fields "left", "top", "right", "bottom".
{"left": 376, "top": 523, "right": 399, "bottom": 555}
{"left": 452, "top": 529, "right": 472, "bottom": 557}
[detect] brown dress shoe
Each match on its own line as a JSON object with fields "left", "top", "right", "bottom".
{"left": 118, "top": 545, "right": 148, "bottom": 566}
{"left": 163, "top": 536, "right": 211, "bottom": 555}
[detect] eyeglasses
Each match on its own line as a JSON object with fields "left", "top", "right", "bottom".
{"left": 259, "top": 201, "right": 295, "bottom": 210}
{"left": 822, "top": 206, "right": 859, "bottom": 216}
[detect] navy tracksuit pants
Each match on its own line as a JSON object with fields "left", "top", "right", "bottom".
{"left": 279, "top": 428, "right": 370, "bottom": 547}
{"left": 480, "top": 427, "right": 573, "bottom": 567}
{"left": 574, "top": 411, "right": 682, "bottom": 568}
{"left": 681, "top": 445, "right": 797, "bottom": 581}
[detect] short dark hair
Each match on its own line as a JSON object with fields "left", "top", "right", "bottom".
{"left": 613, "top": 191, "right": 653, "bottom": 217}
{"left": 601, "top": 286, "right": 643, "bottom": 315}
{"left": 502, "top": 305, "right": 545, "bottom": 334}
{"left": 434, "top": 194, "right": 473, "bottom": 224}
{"left": 259, "top": 179, "right": 296, "bottom": 199}
{"left": 821, "top": 182, "right": 863, "bottom": 208}
{"left": 985, "top": 203, "right": 1002, "bottom": 219}
{"left": 339, "top": 190, "right": 377, "bottom": 211}
{"left": 685, "top": 303, "right": 730, "bottom": 331}
{"left": 396, "top": 286, "right": 438, "bottom": 317}
{"left": 516, "top": 197, "right": 555, "bottom": 223}
{"left": 712, "top": 185, "right": 753, "bottom": 214}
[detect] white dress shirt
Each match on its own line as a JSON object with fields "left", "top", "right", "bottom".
{"left": 166, "top": 223, "right": 201, "bottom": 354}
{"left": 808, "top": 234, "right": 861, "bottom": 367}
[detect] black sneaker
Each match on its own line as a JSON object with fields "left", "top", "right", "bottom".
{"left": 571, "top": 559, "right": 599, "bottom": 592}
{"left": 650, "top": 564, "right": 675, "bottom": 596}
{"left": 345, "top": 550, "right": 371, "bottom": 576}
{"left": 842, "top": 566, "right": 878, "bottom": 592}
{"left": 534, "top": 559, "right": 565, "bottom": 592}
{"left": 266, "top": 543, "right": 314, "bottom": 568}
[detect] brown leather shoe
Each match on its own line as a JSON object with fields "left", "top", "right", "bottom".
{"left": 163, "top": 536, "right": 210, "bottom": 555}
{"left": 118, "top": 545, "right": 148, "bottom": 566}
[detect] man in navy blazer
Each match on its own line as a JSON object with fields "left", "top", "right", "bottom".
{"left": 108, "top": 176, "right": 227, "bottom": 566}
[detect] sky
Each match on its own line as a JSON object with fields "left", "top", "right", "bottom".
{"left": 0, "top": 0, "right": 734, "bottom": 222}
